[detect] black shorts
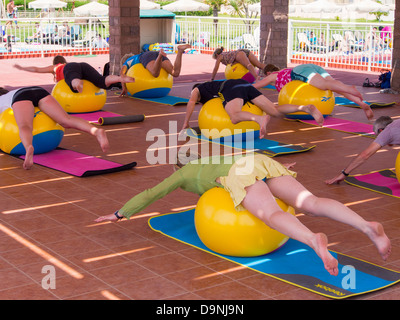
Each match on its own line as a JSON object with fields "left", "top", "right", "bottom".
{"left": 139, "top": 51, "right": 169, "bottom": 68}
{"left": 12, "top": 86, "right": 50, "bottom": 106}
{"left": 64, "top": 62, "right": 107, "bottom": 93}
{"left": 220, "top": 79, "right": 262, "bottom": 106}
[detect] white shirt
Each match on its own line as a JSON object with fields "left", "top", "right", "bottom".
{"left": 0, "top": 89, "right": 20, "bottom": 113}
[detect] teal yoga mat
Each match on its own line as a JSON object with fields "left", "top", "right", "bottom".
{"left": 128, "top": 93, "right": 189, "bottom": 106}
{"left": 335, "top": 97, "right": 395, "bottom": 108}
{"left": 186, "top": 127, "right": 315, "bottom": 157}
{"left": 149, "top": 209, "right": 400, "bottom": 299}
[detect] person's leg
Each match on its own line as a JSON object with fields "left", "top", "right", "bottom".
{"left": 235, "top": 51, "right": 258, "bottom": 80}
{"left": 12, "top": 101, "right": 35, "bottom": 169}
{"left": 38, "top": 95, "right": 109, "bottom": 153}
{"left": 225, "top": 98, "right": 271, "bottom": 139}
{"left": 334, "top": 91, "right": 373, "bottom": 121}
{"left": 250, "top": 94, "right": 324, "bottom": 126}
{"left": 247, "top": 52, "right": 266, "bottom": 70}
{"left": 309, "top": 74, "right": 363, "bottom": 100}
{"left": 145, "top": 50, "right": 166, "bottom": 77}
{"left": 267, "top": 175, "right": 391, "bottom": 261}
{"left": 78, "top": 62, "right": 134, "bottom": 91}
{"left": 241, "top": 179, "right": 339, "bottom": 276}
{"left": 165, "top": 44, "right": 191, "bottom": 77}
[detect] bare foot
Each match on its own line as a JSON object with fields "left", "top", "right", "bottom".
{"left": 310, "top": 233, "right": 339, "bottom": 276}
{"left": 177, "top": 44, "right": 191, "bottom": 52}
{"left": 71, "top": 79, "right": 84, "bottom": 93}
{"left": 366, "top": 222, "right": 391, "bottom": 261}
{"left": 158, "top": 48, "right": 167, "bottom": 57}
{"left": 121, "top": 74, "right": 135, "bottom": 84}
{"left": 301, "top": 104, "right": 324, "bottom": 126}
{"left": 94, "top": 128, "right": 109, "bottom": 153}
{"left": 23, "top": 145, "right": 34, "bottom": 170}
{"left": 258, "top": 115, "right": 271, "bottom": 139}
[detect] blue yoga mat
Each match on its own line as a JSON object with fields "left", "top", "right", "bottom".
{"left": 335, "top": 97, "right": 395, "bottom": 108}
{"left": 186, "top": 127, "right": 315, "bottom": 157}
{"left": 129, "top": 94, "right": 189, "bottom": 106}
{"left": 149, "top": 209, "right": 400, "bottom": 299}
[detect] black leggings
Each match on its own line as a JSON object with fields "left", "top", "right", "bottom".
{"left": 63, "top": 62, "right": 107, "bottom": 93}
{"left": 12, "top": 86, "right": 50, "bottom": 106}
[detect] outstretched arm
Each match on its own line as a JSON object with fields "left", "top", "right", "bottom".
{"left": 253, "top": 73, "right": 277, "bottom": 89}
{"left": 325, "top": 141, "right": 382, "bottom": 184}
{"left": 181, "top": 88, "right": 200, "bottom": 132}
{"left": 119, "top": 65, "right": 129, "bottom": 97}
{"left": 13, "top": 64, "right": 55, "bottom": 74}
{"left": 211, "top": 56, "right": 222, "bottom": 80}
{"left": 94, "top": 170, "right": 184, "bottom": 222}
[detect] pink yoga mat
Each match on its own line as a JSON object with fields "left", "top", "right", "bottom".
{"left": 69, "top": 111, "right": 121, "bottom": 124}
{"left": 19, "top": 149, "right": 136, "bottom": 177}
{"left": 299, "top": 117, "right": 375, "bottom": 137}
{"left": 345, "top": 169, "right": 400, "bottom": 198}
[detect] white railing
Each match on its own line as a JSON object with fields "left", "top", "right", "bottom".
{"left": 175, "top": 16, "right": 260, "bottom": 56}
{"left": 0, "top": 14, "right": 394, "bottom": 73}
{"left": 0, "top": 17, "right": 109, "bottom": 58}
{"left": 289, "top": 20, "right": 393, "bottom": 72}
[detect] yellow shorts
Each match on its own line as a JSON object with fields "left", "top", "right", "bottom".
{"left": 219, "top": 154, "right": 296, "bottom": 211}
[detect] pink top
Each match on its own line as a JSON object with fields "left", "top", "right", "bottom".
{"left": 275, "top": 68, "right": 292, "bottom": 92}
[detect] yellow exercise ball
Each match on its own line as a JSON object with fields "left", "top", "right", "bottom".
{"left": 52, "top": 79, "right": 107, "bottom": 114}
{"left": 195, "top": 187, "right": 295, "bottom": 257}
{"left": 125, "top": 63, "right": 173, "bottom": 98}
{"left": 225, "top": 63, "right": 249, "bottom": 80}
{"left": 0, "top": 107, "right": 64, "bottom": 155}
{"left": 198, "top": 98, "right": 263, "bottom": 139}
{"left": 278, "top": 80, "right": 335, "bottom": 120}
{"left": 395, "top": 152, "right": 400, "bottom": 183}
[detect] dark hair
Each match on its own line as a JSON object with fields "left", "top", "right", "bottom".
{"left": 52, "top": 55, "right": 67, "bottom": 65}
{"left": 0, "top": 87, "right": 9, "bottom": 96}
{"left": 263, "top": 64, "right": 280, "bottom": 74}
{"left": 379, "top": 26, "right": 384, "bottom": 31}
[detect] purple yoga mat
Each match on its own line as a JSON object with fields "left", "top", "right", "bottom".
{"left": 300, "top": 117, "right": 375, "bottom": 137}
{"left": 69, "top": 111, "right": 121, "bottom": 124}
{"left": 345, "top": 169, "right": 400, "bottom": 198}
{"left": 19, "top": 149, "right": 136, "bottom": 177}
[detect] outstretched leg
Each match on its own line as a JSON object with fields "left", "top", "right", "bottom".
{"left": 250, "top": 95, "right": 324, "bottom": 126}
{"left": 241, "top": 179, "right": 339, "bottom": 276}
{"left": 12, "top": 101, "right": 35, "bottom": 170}
{"left": 309, "top": 74, "right": 363, "bottom": 100}
{"left": 38, "top": 95, "right": 109, "bottom": 153}
{"left": 267, "top": 175, "right": 392, "bottom": 261}
{"left": 164, "top": 44, "right": 191, "bottom": 77}
{"left": 248, "top": 52, "right": 266, "bottom": 71}
{"left": 225, "top": 98, "right": 271, "bottom": 139}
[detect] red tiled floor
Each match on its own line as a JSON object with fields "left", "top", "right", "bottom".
{"left": 1, "top": 53, "right": 400, "bottom": 301}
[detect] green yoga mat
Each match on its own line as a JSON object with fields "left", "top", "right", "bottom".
{"left": 186, "top": 127, "right": 315, "bottom": 157}
{"left": 149, "top": 209, "right": 400, "bottom": 299}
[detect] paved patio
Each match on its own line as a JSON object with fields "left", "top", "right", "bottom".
{"left": 1, "top": 53, "right": 400, "bottom": 300}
